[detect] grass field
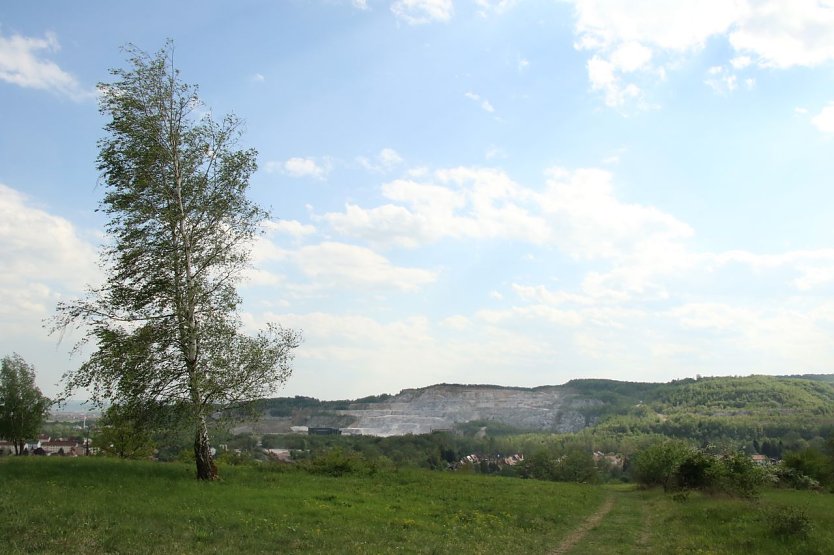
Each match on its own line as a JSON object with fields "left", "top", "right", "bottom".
{"left": 2, "top": 457, "right": 833, "bottom": 554}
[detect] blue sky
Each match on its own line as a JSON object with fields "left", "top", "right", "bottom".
{"left": 2, "top": 0, "right": 834, "bottom": 400}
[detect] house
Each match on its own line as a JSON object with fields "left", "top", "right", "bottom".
{"left": 42, "top": 439, "right": 80, "bottom": 456}
{"left": 751, "top": 454, "right": 770, "bottom": 465}
{"left": 24, "top": 439, "right": 42, "bottom": 453}
{"left": 264, "top": 448, "right": 292, "bottom": 462}
{"left": 593, "top": 451, "right": 625, "bottom": 470}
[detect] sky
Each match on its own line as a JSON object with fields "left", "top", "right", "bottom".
{"left": 2, "top": 0, "right": 834, "bottom": 401}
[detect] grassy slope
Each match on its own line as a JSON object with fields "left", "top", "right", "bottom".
{"left": 0, "top": 457, "right": 605, "bottom": 554}
{"left": 570, "top": 488, "right": 834, "bottom": 555}
{"left": 3, "top": 458, "right": 834, "bottom": 554}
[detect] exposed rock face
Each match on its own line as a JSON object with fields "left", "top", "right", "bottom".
{"left": 327, "top": 384, "right": 601, "bottom": 437}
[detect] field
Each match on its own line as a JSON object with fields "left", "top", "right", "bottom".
{"left": 2, "top": 457, "right": 833, "bottom": 554}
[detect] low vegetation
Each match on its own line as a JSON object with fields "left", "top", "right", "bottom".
{"left": 1, "top": 457, "right": 606, "bottom": 553}
{"left": 3, "top": 457, "right": 834, "bottom": 554}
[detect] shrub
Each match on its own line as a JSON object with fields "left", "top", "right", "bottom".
{"left": 765, "top": 506, "right": 813, "bottom": 539}
{"left": 773, "top": 465, "right": 821, "bottom": 491}
{"left": 632, "top": 440, "right": 691, "bottom": 491}
{"left": 711, "top": 451, "right": 767, "bottom": 499}
{"left": 303, "top": 448, "right": 375, "bottom": 477}
{"left": 677, "top": 449, "right": 718, "bottom": 490}
{"left": 782, "top": 448, "right": 833, "bottom": 487}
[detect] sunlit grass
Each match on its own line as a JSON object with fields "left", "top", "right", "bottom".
{"left": 0, "top": 457, "right": 605, "bottom": 553}
{"left": 3, "top": 457, "right": 833, "bottom": 554}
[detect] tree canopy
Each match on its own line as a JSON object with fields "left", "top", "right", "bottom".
{"left": 0, "top": 354, "right": 51, "bottom": 455}
{"left": 52, "top": 41, "right": 300, "bottom": 479}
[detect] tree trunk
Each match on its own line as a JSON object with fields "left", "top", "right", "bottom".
{"left": 194, "top": 415, "right": 216, "bottom": 480}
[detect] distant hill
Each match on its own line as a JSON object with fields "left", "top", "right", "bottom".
{"left": 251, "top": 374, "right": 834, "bottom": 442}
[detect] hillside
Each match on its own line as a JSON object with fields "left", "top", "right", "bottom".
{"left": 247, "top": 374, "right": 834, "bottom": 443}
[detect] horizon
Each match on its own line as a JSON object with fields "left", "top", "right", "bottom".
{"left": 2, "top": 1, "right": 834, "bottom": 401}
{"left": 54, "top": 371, "right": 834, "bottom": 405}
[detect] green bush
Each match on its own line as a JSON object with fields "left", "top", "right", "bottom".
{"left": 765, "top": 506, "right": 814, "bottom": 539}
{"left": 632, "top": 440, "right": 691, "bottom": 491}
{"left": 782, "top": 448, "right": 833, "bottom": 486}
{"left": 302, "top": 448, "right": 376, "bottom": 477}
{"left": 774, "top": 465, "right": 821, "bottom": 490}
{"left": 712, "top": 451, "right": 767, "bottom": 498}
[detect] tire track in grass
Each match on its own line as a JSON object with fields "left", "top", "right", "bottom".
{"left": 636, "top": 497, "right": 652, "bottom": 551}
{"left": 550, "top": 496, "right": 615, "bottom": 554}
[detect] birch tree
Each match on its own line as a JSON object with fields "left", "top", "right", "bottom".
{"left": 53, "top": 42, "right": 299, "bottom": 479}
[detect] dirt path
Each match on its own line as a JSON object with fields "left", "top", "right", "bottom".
{"left": 550, "top": 497, "right": 616, "bottom": 555}
{"left": 635, "top": 499, "right": 652, "bottom": 551}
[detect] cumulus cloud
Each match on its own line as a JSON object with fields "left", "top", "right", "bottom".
{"left": 293, "top": 241, "right": 437, "bottom": 291}
{"left": 264, "top": 219, "right": 316, "bottom": 238}
{"left": 243, "top": 308, "right": 557, "bottom": 399}
{"left": 0, "top": 183, "right": 98, "bottom": 346}
{"left": 571, "top": 0, "right": 834, "bottom": 106}
{"left": 465, "top": 91, "right": 495, "bottom": 113}
{"left": 249, "top": 157, "right": 834, "bottom": 396}
{"left": 728, "top": 1, "right": 834, "bottom": 69}
{"left": 391, "top": 0, "right": 453, "bottom": 24}
{"left": 475, "top": 0, "right": 519, "bottom": 18}
{"left": 0, "top": 29, "right": 91, "bottom": 100}
{"left": 323, "top": 167, "right": 549, "bottom": 248}
{"left": 811, "top": 103, "right": 834, "bottom": 134}
{"left": 357, "top": 147, "right": 404, "bottom": 173}
{"left": 267, "top": 157, "right": 331, "bottom": 179}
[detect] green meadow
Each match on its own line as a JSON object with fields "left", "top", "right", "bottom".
{"left": 2, "top": 457, "right": 834, "bottom": 554}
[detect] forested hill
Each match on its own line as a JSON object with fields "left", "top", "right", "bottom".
{"left": 256, "top": 374, "right": 834, "bottom": 442}
{"left": 564, "top": 375, "right": 834, "bottom": 447}
{"left": 563, "top": 374, "right": 834, "bottom": 416}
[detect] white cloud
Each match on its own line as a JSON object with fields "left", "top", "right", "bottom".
{"left": 811, "top": 103, "right": 834, "bottom": 134}
{"left": 571, "top": 0, "right": 834, "bottom": 107}
{"left": 252, "top": 73, "right": 265, "bottom": 83}
{"left": 730, "top": 55, "right": 752, "bottom": 69}
{"left": 391, "top": 0, "right": 453, "bottom": 24}
{"left": 573, "top": 0, "right": 741, "bottom": 52}
{"left": 540, "top": 167, "right": 693, "bottom": 261}
{"left": 729, "top": 1, "right": 834, "bottom": 69}
{"left": 352, "top": 0, "right": 370, "bottom": 10}
{"left": 475, "top": 0, "right": 519, "bottom": 18}
{"left": 293, "top": 241, "right": 437, "bottom": 291}
{"left": 242, "top": 309, "right": 559, "bottom": 399}
{"left": 264, "top": 219, "right": 316, "bottom": 238}
{"left": 485, "top": 145, "right": 506, "bottom": 160}
{"left": 356, "top": 147, "right": 404, "bottom": 173}
{"left": 610, "top": 41, "right": 653, "bottom": 72}
{"left": 0, "top": 184, "right": 98, "bottom": 291}
{"left": 587, "top": 55, "right": 642, "bottom": 107}
{"left": 256, "top": 156, "right": 834, "bottom": 396}
{"left": 441, "top": 315, "right": 471, "bottom": 330}
{"left": 465, "top": 91, "right": 495, "bottom": 113}
{"left": 0, "top": 182, "right": 99, "bottom": 361}
{"left": 323, "top": 168, "right": 549, "bottom": 248}
{"left": 704, "top": 65, "right": 738, "bottom": 94}
{"left": 268, "top": 157, "right": 331, "bottom": 179}
{"left": 0, "top": 29, "right": 90, "bottom": 100}
{"left": 322, "top": 165, "right": 692, "bottom": 273}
